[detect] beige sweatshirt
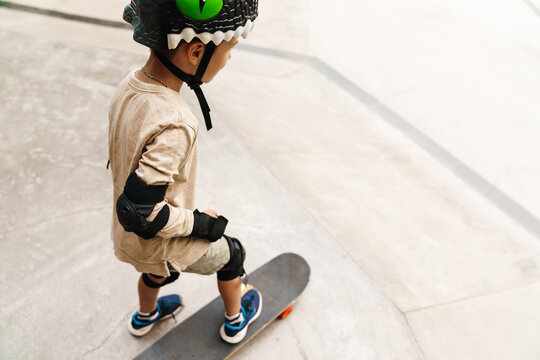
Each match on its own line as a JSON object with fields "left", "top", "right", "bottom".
{"left": 108, "top": 70, "right": 210, "bottom": 276}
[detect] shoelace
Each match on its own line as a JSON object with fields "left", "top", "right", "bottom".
{"left": 159, "top": 301, "right": 179, "bottom": 322}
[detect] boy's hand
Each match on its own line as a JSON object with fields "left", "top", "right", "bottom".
{"left": 203, "top": 209, "right": 219, "bottom": 218}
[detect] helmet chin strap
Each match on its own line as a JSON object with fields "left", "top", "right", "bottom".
{"left": 155, "top": 42, "right": 217, "bottom": 131}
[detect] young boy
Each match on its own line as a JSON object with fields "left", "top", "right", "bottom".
{"left": 108, "top": 0, "right": 261, "bottom": 344}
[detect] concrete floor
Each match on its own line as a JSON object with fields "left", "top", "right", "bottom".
{"left": 1, "top": 0, "right": 540, "bottom": 359}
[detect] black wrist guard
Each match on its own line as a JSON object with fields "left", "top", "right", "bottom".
{"left": 190, "top": 209, "right": 228, "bottom": 242}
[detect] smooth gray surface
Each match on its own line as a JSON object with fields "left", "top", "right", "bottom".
{"left": 213, "top": 53, "right": 540, "bottom": 312}
{"left": 2, "top": 0, "right": 540, "bottom": 359}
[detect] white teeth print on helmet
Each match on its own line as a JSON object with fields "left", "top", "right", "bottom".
{"left": 167, "top": 19, "right": 253, "bottom": 49}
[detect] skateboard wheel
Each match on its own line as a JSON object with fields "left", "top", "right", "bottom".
{"left": 279, "top": 305, "right": 293, "bottom": 319}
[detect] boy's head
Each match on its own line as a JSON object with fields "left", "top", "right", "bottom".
{"left": 124, "top": 0, "right": 259, "bottom": 130}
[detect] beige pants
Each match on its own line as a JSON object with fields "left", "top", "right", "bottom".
{"left": 182, "top": 236, "right": 231, "bottom": 275}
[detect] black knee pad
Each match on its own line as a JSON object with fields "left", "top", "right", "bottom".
{"left": 217, "top": 235, "right": 246, "bottom": 281}
{"left": 141, "top": 272, "right": 180, "bottom": 288}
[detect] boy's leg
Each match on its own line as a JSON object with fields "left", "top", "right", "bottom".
{"left": 215, "top": 235, "right": 247, "bottom": 317}
{"left": 183, "top": 236, "right": 243, "bottom": 315}
{"left": 183, "top": 236, "right": 243, "bottom": 311}
{"left": 129, "top": 272, "right": 183, "bottom": 337}
{"left": 183, "top": 236, "right": 262, "bottom": 343}
{"left": 217, "top": 277, "right": 242, "bottom": 316}
{"left": 138, "top": 274, "right": 166, "bottom": 313}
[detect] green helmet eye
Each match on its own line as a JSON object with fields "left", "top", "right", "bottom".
{"left": 176, "top": 0, "right": 224, "bottom": 20}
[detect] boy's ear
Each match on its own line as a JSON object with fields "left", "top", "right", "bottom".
{"left": 187, "top": 41, "right": 205, "bottom": 66}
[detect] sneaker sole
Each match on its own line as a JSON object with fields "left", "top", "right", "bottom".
{"left": 128, "top": 304, "right": 184, "bottom": 337}
{"left": 219, "top": 290, "right": 263, "bottom": 344}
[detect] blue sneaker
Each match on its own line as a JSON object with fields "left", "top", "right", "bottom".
{"left": 220, "top": 288, "right": 263, "bottom": 344}
{"left": 128, "top": 294, "right": 183, "bottom": 336}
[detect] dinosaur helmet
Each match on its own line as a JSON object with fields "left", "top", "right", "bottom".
{"left": 124, "top": 0, "right": 259, "bottom": 50}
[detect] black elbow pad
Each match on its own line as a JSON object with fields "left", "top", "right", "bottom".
{"left": 190, "top": 209, "right": 228, "bottom": 242}
{"left": 115, "top": 172, "right": 170, "bottom": 240}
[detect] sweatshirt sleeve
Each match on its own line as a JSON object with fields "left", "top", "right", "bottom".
{"left": 134, "top": 123, "right": 196, "bottom": 239}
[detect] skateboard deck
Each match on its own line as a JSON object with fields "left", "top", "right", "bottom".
{"left": 135, "top": 252, "right": 310, "bottom": 360}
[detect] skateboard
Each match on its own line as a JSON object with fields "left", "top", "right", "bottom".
{"left": 135, "top": 252, "right": 310, "bottom": 360}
